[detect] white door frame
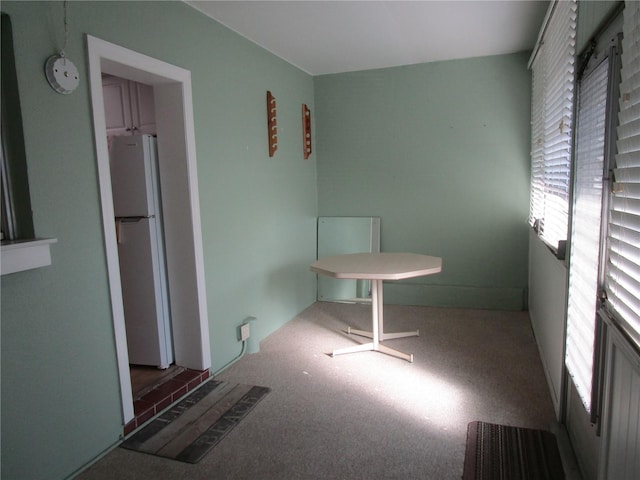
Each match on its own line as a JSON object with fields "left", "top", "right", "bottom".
{"left": 86, "top": 35, "right": 211, "bottom": 423}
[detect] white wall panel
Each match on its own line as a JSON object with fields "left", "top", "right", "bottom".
{"left": 528, "top": 230, "right": 567, "bottom": 418}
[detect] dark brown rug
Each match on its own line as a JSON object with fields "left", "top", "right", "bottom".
{"left": 121, "top": 379, "right": 270, "bottom": 464}
{"left": 462, "top": 421, "right": 565, "bottom": 480}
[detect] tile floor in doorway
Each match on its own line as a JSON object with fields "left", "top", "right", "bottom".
{"left": 124, "top": 366, "right": 210, "bottom": 436}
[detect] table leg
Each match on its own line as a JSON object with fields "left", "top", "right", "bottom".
{"left": 372, "top": 279, "right": 380, "bottom": 348}
{"left": 332, "top": 279, "right": 414, "bottom": 363}
{"left": 346, "top": 278, "right": 419, "bottom": 341}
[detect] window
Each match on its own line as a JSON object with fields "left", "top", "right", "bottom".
{"left": 566, "top": 31, "right": 620, "bottom": 412}
{"left": 604, "top": 1, "right": 640, "bottom": 350}
{"left": 1, "top": 13, "right": 55, "bottom": 276}
{"left": 1, "top": 13, "right": 34, "bottom": 242}
{"left": 529, "top": 0, "right": 577, "bottom": 254}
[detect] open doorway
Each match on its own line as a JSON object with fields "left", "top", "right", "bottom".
{"left": 86, "top": 36, "right": 211, "bottom": 424}
{"left": 103, "top": 75, "right": 174, "bottom": 380}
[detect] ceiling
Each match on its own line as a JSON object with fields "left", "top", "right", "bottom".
{"left": 185, "top": 1, "right": 549, "bottom": 76}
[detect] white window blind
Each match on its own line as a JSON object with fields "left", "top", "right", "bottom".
{"left": 566, "top": 57, "right": 610, "bottom": 412}
{"left": 529, "top": 0, "right": 577, "bottom": 251}
{"left": 531, "top": 61, "right": 545, "bottom": 225}
{"left": 605, "top": 1, "right": 640, "bottom": 349}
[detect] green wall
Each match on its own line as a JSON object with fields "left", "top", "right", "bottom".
{"left": 1, "top": 1, "right": 536, "bottom": 478}
{"left": 314, "top": 53, "right": 532, "bottom": 310}
{"left": 0, "top": 2, "right": 316, "bottom": 478}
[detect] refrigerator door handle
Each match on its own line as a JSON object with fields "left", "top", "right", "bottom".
{"left": 116, "top": 215, "right": 155, "bottom": 223}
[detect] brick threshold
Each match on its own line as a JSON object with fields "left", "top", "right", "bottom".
{"left": 124, "top": 368, "right": 210, "bottom": 436}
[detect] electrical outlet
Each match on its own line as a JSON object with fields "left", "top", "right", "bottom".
{"left": 239, "top": 323, "right": 251, "bottom": 341}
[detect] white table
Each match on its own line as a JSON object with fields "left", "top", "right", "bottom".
{"left": 310, "top": 252, "right": 442, "bottom": 362}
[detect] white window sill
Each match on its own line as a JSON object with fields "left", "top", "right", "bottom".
{"left": 1, "top": 238, "right": 57, "bottom": 275}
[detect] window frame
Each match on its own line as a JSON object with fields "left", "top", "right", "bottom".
{"left": 565, "top": 18, "right": 623, "bottom": 417}
{"left": 0, "top": 12, "right": 56, "bottom": 276}
{"left": 1, "top": 12, "right": 34, "bottom": 242}
{"left": 529, "top": 0, "right": 578, "bottom": 258}
{"left": 602, "top": 0, "right": 640, "bottom": 352}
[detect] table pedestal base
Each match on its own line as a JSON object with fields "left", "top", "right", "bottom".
{"left": 331, "top": 342, "right": 414, "bottom": 362}
{"left": 330, "top": 279, "right": 416, "bottom": 363}
{"left": 347, "top": 326, "right": 419, "bottom": 341}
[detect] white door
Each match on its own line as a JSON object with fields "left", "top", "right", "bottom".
{"left": 130, "top": 82, "right": 156, "bottom": 135}
{"left": 102, "top": 75, "right": 133, "bottom": 136}
{"left": 103, "top": 75, "right": 156, "bottom": 136}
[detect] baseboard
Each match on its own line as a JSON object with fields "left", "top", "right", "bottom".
{"left": 550, "top": 422, "right": 584, "bottom": 480}
{"left": 383, "top": 282, "right": 526, "bottom": 310}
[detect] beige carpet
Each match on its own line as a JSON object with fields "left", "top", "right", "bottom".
{"left": 78, "top": 302, "right": 557, "bottom": 479}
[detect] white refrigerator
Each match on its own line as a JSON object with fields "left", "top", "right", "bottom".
{"left": 110, "top": 134, "right": 173, "bottom": 369}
